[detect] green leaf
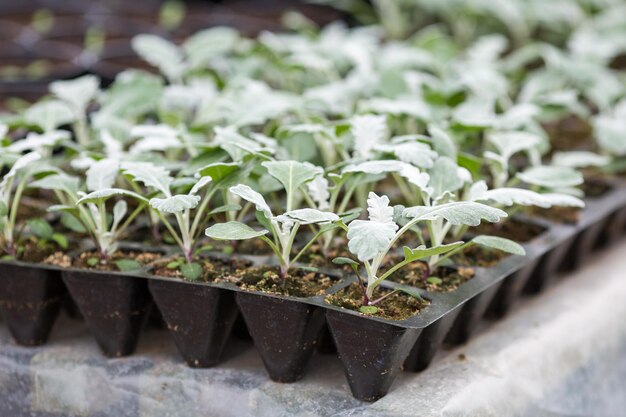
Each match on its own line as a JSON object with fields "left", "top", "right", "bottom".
{"left": 279, "top": 208, "right": 339, "bottom": 225}
{"left": 428, "top": 125, "right": 457, "bottom": 159}
{"left": 50, "top": 75, "right": 99, "bottom": 114}
{"left": 205, "top": 221, "right": 269, "bottom": 240}
{"left": 472, "top": 235, "right": 526, "bottom": 256}
{"left": 166, "top": 261, "right": 181, "bottom": 269}
{"left": 229, "top": 184, "right": 272, "bottom": 218}
{"left": 87, "top": 257, "right": 99, "bottom": 267}
{"left": 261, "top": 160, "right": 322, "bottom": 201}
{"left": 1, "top": 152, "right": 42, "bottom": 190}
{"left": 132, "top": 34, "right": 185, "bottom": 81}
{"left": 399, "top": 287, "right": 424, "bottom": 300}
{"left": 181, "top": 262, "right": 202, "bottom": 281}
{"left": 255, "top": 208, "right": 273, "bottom": 232}
{"left": 115, "top": 259, "right": 142, "bottom": 272}
{"left": 342, "top": 160, "right": 400, "bottom": 175}
{"left": 61, "top": 212, "right": 86, "bottom": 233}
{"left": 8, "top": 131, "right": 69, "bottom": 153}
{"left": 97, "top": 70, "right": 163, "bottom": 121}
{"left": 470, "top": 182, "right": 584, "bottom": 208}
{"left": 150, "top": 194, "right": 200, "bottom": 214}
{"left": 208, "top": 204, "right": 242, "bottom": 216}
{"left": 30, "top": 173, "right": 80, "bottom": 194}
{"left": 332, "top": 257, "right": 359, "bottom": 266}
{"left": 27, "top": 218, "right": 54, "bottom": 240}
{"left": 51, "top": 233, "right": 68, "bottom": 250}
{"left": 77, "top": 188, "right": 149, "bottom": 205}
{"left": 428, "top": 156, "right": 464, "bottom": 199}
{"left": 516, "top": 166, "right": 583, "bottom": 189}
{"left": 350, "top": 114, "right": 387, "bottom": 159}
{"left": 24, "top": 100, "right": 74, "bottom": 131}
{"left": 403, "top": 201, "right": 508, "bottom": 226}
{"left": 402, "top": 241, "right": 465, "bottom": 262}
{"left": 121, "top": 162, "right": 173, "bottom": 196}
{"left": 487, "top": 131, "right": 542, "bottom": 161}
{"left": 112, "top": 200, "right": 127, "bottom": 231}
{"left": 189, "top": 176, "right": 212, "bottom": 195}
{"left": 197, "top": 162, "right": 242, "bottom": 187}
{"left": 593, "top": 107, "right": 626, "bottom": 156}
{"left": 458, "top": 152, "right": 482, "bottom": 178}
{"left": 359, "top": 306, "right": 379, "bottom": 315}
{"left": 338, "top": 208, "right": 362, "bottom": 223}
{"left": 552, "top": 151, "right": 610, "bottom": 168}
{"left": 0, "top": 201, "right": 7, "bottom": 217}
{"left": 183, "top": 27, "right": 239, "bottom": 68}
{"left": 426, "top": 277, "right": 442, "bottom": 285}
{"left": 86, "top": 159, "right": 119, "bottom": 192}
{"left": 347, "top": 193, "right": 398, "bottom": 262}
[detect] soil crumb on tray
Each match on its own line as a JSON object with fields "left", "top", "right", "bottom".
{"left": 299, "top": 242, "right": 354, "bottom": 271}
{"left": 238, "top": 267, "right": 334, "bottom": 297}
{"left": 72, "top": 250, "right": 161, "bottom": 271}
{"left": 453, "top": 244, "right": 509, "bottom": 267}
{"left": 210, "top": 238, "right": 274, "bottom": 256}
{"left": 474, "top": 218, "right": 546, "bottom": 243}
{"left": 17, "top": 238, "right": 62, "bottom": 263}
{"left": 386, "top": 260, "right": 475, "bottom": 292}
{"left": 43, "top": 252, "right": 71, "bottom": 267}
{"left": 529, "top": 206, "right": 581, "bottom": 224}
{"left": 325, "top": 283, "right": 430, "bottom": 321}
{"left": 152, "top": 256, "right": 252, "bottom": 283}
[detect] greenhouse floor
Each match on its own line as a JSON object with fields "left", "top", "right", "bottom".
{"left": 2, "top": 239, "right": 626, "bottom": 417}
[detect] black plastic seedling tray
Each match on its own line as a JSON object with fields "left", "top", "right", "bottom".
{"left": 0, "top": 179, "right": 625, "bottom": 401}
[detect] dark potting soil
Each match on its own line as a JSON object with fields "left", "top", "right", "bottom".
{"left": 387, "top": 260, "right": 475, "bottom": 292}
{"left": 452, "top": 245, "right": 509, "bottom": 267}
{"left": 325, "top": 283, "right": 430, "bottom": 321}
{"left": 298, "top": 242, "right": 354, "bottom": 271}
{"left": 543, "top": 116, "right": 593, "bottom": 153}
{"left": 151, "top": 256, "right": 252, "bottom": 283}
{"left": 529, "top": 179, "right": 610, "bottom": 224}
{"left": 473, "top": 217, "right": 546, "bottom": 242}
{"left": 72, "top": 250, "right": 161, "bottom": 271}
{"left": 580, "top": 178, "right": 613, "bottom": 198}
{"left": 237, "top": 267, "right": 334, "bottom": 298}
{"left": 209, "top": 238, "right": 274, "bottom": 256}
{"left": 43, "top": 251, "right": 71, "bottom": 267}
{"left": 2, "top": 238, "right": 61, "bottom": 264}
{"left": 529, "top": 206, "right": 580, "bottom": 224}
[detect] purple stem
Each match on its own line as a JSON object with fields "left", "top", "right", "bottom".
{"left": 369, "top": 289, "right": 399, "bottom": 306}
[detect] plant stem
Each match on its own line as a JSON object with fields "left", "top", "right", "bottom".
{"left": 355, "top": 271, "right": 369, "bottom": 306}
{"left": 291, "top": 224, "right": 337, "bottom": 265}
{"left": 189, "top": 187, "right": 217, "bottom": 239}
{"left": 155, "top": 211, "right": 185, "bottom": 253}
{"left": 7, "top": 178, "right": 26, "bottom": 246}
{"left": 369, "top": 289, "right": 400, "bottom": 306}
{"left": 259, "top": 235, "right": 282, "bottom": 259}
{"left": 113, "top": 203, "right": 145, "bottom": 240}
{"left": 431, "top": 241, "right": 474, "bottom": 269}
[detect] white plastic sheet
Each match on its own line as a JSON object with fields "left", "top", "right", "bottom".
{"left": 2, "top": 239, "right": 626, "bottom": 417}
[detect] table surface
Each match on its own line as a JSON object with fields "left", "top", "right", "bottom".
{"left": 2, "top": 239, "right": 626, "bottom": 417}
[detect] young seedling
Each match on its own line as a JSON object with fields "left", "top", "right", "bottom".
{"left": 121, "top": 161, "right": 243, "bottom": 280}
{"left": 205, "top": 160, "right": 342, "bottom": 281}
{"left": 49, "top": 75, "right": 100, "bottom": 148}
{"left": 341, "top": 192, "right": 524, "bottom": 312}
{"left": 30, "top": 159, "right": 148, "bottom": 266}
{"left": 550, "top": 99, "right": 626, "bottom": 174}
{"left": 132, "top": 27, "right": 240, "bottom": 85}
{"left": 0, "top": 151, "right": 62, "bottom": 258}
